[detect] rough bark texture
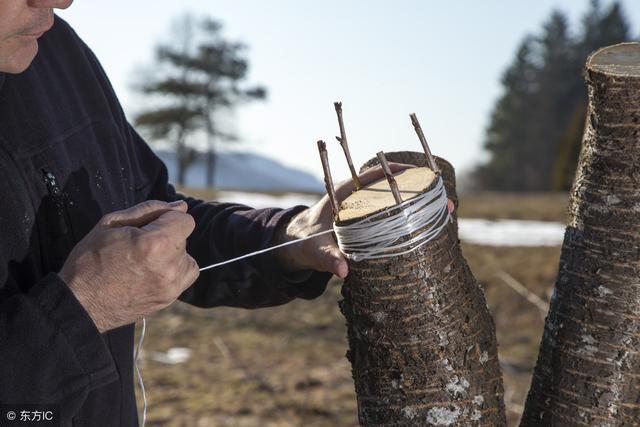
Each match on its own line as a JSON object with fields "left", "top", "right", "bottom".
{"left": 521, "top": 43, "right": 640, "bottom": 426}
{"left": 339, "top": 152, "right": 506, "bottom": 426}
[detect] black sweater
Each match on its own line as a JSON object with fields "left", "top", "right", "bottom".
{"left": 0, "top": 16, "right": 329, "bottom": 426}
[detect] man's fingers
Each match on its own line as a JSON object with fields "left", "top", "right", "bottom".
{"left": 102, "top": 200, "right": 187, "bottom": 227}
{"left": 311, "top": 243, "right": 348, "bottom": 279}
{"left": 141, "top": 209, "right": 196, "bottom": 241}
{"left": 177, "top": 254, "right": 200, "bottom": 292}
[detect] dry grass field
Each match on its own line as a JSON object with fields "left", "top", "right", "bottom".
{"left": 135, "top": 191, "right": 569, "bottom": 426}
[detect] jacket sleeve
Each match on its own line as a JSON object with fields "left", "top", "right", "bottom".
{"left": 0, "top": 146, "right": 118, "bottom": 422}
{"left": 126, "top": 125, "right": 332, "bottom": 309}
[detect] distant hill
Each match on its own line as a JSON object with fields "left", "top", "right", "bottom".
{"left": 154, "top": 150, "right": 323, "bottom": 193}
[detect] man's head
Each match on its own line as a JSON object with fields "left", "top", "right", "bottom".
{"left": 0, "top": 0, "right": 73, "bottom": 73}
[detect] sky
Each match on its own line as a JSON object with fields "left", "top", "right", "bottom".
{"left": 58, "top": 1, "right": 640, "bottom": 183}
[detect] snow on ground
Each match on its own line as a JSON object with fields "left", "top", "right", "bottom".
{"left": 215, "top": 191, "right": 321, "bottom": 210}
{"left": 458, "top": 218, "right": 565, "bottom": 247}
{"left": 215, "top": 192, "right": 566, "bottom": 247}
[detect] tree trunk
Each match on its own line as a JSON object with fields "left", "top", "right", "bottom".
{"left": 205, "top": 116, "right": 216, "bottom": 188}
{"left": 176, "top": 137, "right": 187, "bottom": 187}
{"left": 177, "top": 162, "right": 186, "bottom": 187}
{"left": 521, "top": 42, "right": 640, "bottom": 426}
{"left": 339, "top": 152, "right": 506, "bottom": 426}
{"left": 206, "top": 148, "right": 215, "bottom": 188}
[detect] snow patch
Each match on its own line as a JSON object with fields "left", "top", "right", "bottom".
{"left": 479, "top": 351, "right": 489, "bottom": 364}
{"left": 149, "top": 347, "right": 191, "bottom": 365}
{"left": 458, "top": 218, "right": 564, "bottom": 247}
{"left": 473, "top": 395, "right": 484, "bottom": 406}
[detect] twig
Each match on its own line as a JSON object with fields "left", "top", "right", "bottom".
{"left": 496, "top": 270, "right": 550, "bottom": 314}
{"left": 317, "top": 140, "right": 340, "bottom": 219}
{"left": 297, "top": 376, "right": 312, "bottom": 427}
{"left": 334, "top": 102, "right": 362, "bottom": 190}
{"left": 213, "top": 337, "right": 277, "bottom": 393}
{"left": 213, "top": 337, "right": 231, "bottom": 360}
{"left": 409, "top": 113, "right": 440, "bottom": 173}
{"left": 377, "top": 151, "right": 403, "bottom": 204}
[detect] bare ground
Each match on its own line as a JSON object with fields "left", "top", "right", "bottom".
{"left": 135, "top": 192, "right": 568, "bottom": 426}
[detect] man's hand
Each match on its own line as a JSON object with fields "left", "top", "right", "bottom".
{"left": 59, "top": 200, "right": 200, "bottom": 333}
{"left": 276, "top": 163, "right": 454, "bottom": 279}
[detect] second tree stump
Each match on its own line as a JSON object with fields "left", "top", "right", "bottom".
{"left": 521, "top": 42, "right": 640, "bottom": 426}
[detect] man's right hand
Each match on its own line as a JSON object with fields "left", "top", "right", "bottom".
{"left": 59, "top": 200, "right": 200, "bottom": 333}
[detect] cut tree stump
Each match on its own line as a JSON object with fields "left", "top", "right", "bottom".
{"left": 521, "top": 43, "right": 640, "bottom": 426}
{"left": 338, "top": 152, "right": 506, "bottom": 426}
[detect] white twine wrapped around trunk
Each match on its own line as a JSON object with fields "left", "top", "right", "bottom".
{"left": 334, "top": 176, "right": 450, "bottom": 262}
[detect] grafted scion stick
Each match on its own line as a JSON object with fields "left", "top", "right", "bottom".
{"left": 316, "top": 140, "right": 340, "bottom": 220}
{"left": 410, "top": 113, "right": 440, "bottom": 173}
{"left": 376, "top": 151, "right": 403, "bottom": 204}
{"left": 334, "top": 102, "right": 362, "bottom": 190}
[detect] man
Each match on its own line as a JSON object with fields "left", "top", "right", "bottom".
{"left": 0, "top": 1, "right": 423, "bottom": 425}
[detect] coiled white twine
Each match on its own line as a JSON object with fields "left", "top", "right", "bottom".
{"left": 135, "top": 317, "right": 147, "bottom": 427}
{"left": 334, "top": 176, "right": 450, "bottom": 262}
{"left": 135, "top": 176, "right": 449, "bottom": 425}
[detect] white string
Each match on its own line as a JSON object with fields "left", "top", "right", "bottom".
{"left": 135, "top": 225, "right": 324, "bottom": 422}
{"left": 198, "top": 177, "right": 449, "bottom": 270}
{"left": 134, "top": 317, "right": 147, "bottom": 427}
{"left": 133, "top": 227, "right": 334, "bottom": 427}
{"left": 198, "top": 229, "right": 334, "bottom": 272}
{"left": 334, "top": 176, "right": 450, "bottom": 261}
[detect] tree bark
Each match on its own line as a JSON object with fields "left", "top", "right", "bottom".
{"left": 521, "top": 42, "right": 640, "bottom": 426}
{"left": 339, "top": 152, "right": 506, "bottom": 426}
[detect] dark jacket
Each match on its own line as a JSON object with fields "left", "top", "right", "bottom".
{"left": 0, "top": 16, "right": 329, "bottom": 426}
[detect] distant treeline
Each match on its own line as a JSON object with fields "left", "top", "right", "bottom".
{"left": 472, "top": 0, "right": 634, "bottom": 192}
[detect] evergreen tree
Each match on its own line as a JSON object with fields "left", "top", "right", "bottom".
{"left": 532, "top": 11, "right": 579, "bottom": 191}
{"left": 134, "top": 14, "right": 266, "bottom": 187}
{"left": 472, "top": 37, "right": 539, "bottom": 191}
{"left": 474, "top": 2, "right": 632, "bottom": 192}
{"left": 552, "top": 0, "right": 630, "bottom": 190}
